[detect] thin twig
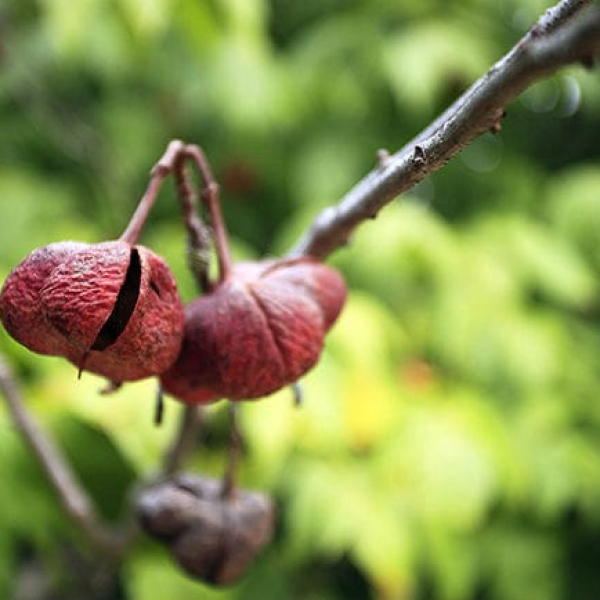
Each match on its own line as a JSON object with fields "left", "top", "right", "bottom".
{"left": 221, "top": 403, "right": 242, "bottom": 499}
{"left": 172, "top": 157, "right": 212, "bottom": 292}
{"left": 184, "top": 144, "right": 234, "bottom": 282}
{"left": 532, "top": 0, "right": 591, "bottom": 36}
{"left": 290, "top": 0, "right": 600, "bottom": 259}
{"left": 161, "top": 405, "right": 205, "bottom": 477}
{"left": 119, "top": 143, "right": 176, "bottom": 244}
{"left": 0, "top": 353, "right": 127, "bottom": 554}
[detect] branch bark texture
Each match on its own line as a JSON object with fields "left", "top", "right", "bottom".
{"left": 290, "top": 0, "right": 600, "bottom": 259}
{"left": 0, "top": 355, "right": 127, "bottom": 553}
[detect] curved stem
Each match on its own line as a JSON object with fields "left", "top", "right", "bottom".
{"left": 119, "top": 163, "right": 171, "bottom": 245}
{"left": 119, "top": 140, "right": 191, "bottom": 244}
{"left": 221, "top": 403, "right": 242, "bottom": 499}
{"left": 185, "top": 145, "right": 233, "bottom": 282}
{"left": 161, "top": 405, "right": 205, "bottom": 477}
{"left": 0, "top": 353, "right": 129, "bottom": 554}
{"left": 172, "top": 156, "right": 212, "bottom": 292}
{"left": 119, "top": 179, "right": 160, "bottom": 244}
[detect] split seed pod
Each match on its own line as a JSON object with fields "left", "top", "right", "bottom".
{"left": 0, "top": 240, "right": 184, "bottom": 382}
{"left": 160, "top": 257, "right": 346, "bottom": 404}
{"left": 138, "top": 474, "right": 274, "bottom": 586}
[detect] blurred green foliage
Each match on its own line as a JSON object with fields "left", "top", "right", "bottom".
{"left": 1, "top": 0, "right": 600, "bottom": 599}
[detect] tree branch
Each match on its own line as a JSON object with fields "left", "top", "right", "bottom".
{"left": 160, "top": 405, "right": 205, "bottom": 477}
{"left": 290, "top": 0, "right": 600, "bottom": 259}
{"left": 0, "top": 354, "right": 129, "bottom": 554}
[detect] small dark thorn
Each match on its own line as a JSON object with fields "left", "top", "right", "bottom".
{"left": 154, "top": 387, "right": 165, "bottom": 426}
{"left": 412, "top": 145, "right": 426, "bottom": 167}
{"left": 490, "top": 108, "right": 506, "bottom": 133}
{"left": 77, "top": 352, "right": 89, "bottom": 380}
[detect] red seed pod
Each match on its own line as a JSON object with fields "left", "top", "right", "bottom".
{"left": 160, "top": 257, "right": 346, "bottom": 403}
{"left": 0, "top": 242, "right": 88, "bottom": 356}
{"left": 0, "top": 240, "right": 184, "bottom": 382}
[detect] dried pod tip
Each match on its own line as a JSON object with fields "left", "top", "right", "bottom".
{"left": 0, "top": 240, "right": 184, "bottom": 382}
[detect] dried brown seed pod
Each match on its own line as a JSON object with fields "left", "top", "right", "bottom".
{"left": 138, "top": 474, "right": 274, "bottom": 586}
{"left": 160, "top": 257, "right": 347, "bottom": 404}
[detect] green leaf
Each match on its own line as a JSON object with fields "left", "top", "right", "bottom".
{"left": 545, "top": 165, "right": 600, "bottom": 272}
{"left": 284, "top": 457, "right": 416, "bottom": 598}
{"left": 383, "top": 19, "right": 494, "bottom": 114}
{"left": 125, "top": 548, "right": 234, "bottom": 600}
{"left": 0, "top": 416, "right": 67, "bottom": 548}
{"left": 0, "top": 168, "right": 90, "bottom": 269}
{"left": 469, "top": 215, "right": 598, "bottom": 309}
{"left": 385, "top": 394, "right": 503, "bottom": 532}
{"left": 37, "top": 365, "right": 180, "bottom": 473}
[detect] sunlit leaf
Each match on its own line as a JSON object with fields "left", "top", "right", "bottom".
{"left": 470, "top": 215, "right": 598, "bottom": 309}
{"left": 36, "top": 365, "right": 179, "bottom": 473}
{"left": 383, "top": 20, "right": 494, "bottom": 114}
{"left": 483, "top": 526, "right": 564, "bottom": 600}
{"left": 545, "top": 165, "right": 600, "bottom": 271}
{"left": 125, "top": 548, "right": 233, "bottom": 600}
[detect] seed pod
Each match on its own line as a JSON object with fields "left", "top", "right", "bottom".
{"left": 0, "top": 240, "right": 184, "bottom": 382}
{"left": 0, "top": 242, "right": 88, "bottom": 356}
{"left": 160, "top": 257, "right": 346, "bottom": 403}
{"left": 138, "top": 474, "right": 274, "bottom": 586}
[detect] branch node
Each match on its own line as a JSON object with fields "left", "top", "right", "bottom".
{"left": 412, "top": 145, "right": 426, "bottom": 168}
{"left": 490, "top": 110, "right": 507, "bottom": 134}
{"left": 376, "top": 148, "right": 392, "bottom": 169}
{"left": 151, "top": 139, "right": 185, "bottom": 176}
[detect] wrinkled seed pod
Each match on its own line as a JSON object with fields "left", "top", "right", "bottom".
{"left": 160, "top": 257, "right": 347, "bottom": 404}
{"left": 138, "top": 474, "right": 274, "bottom": 586}
{"left": 0, "top": 240, "right": 184, "bottom": 382}
{"left": 263, "top": 258, "right": 347, "bottom": 330}
{"left": 0, "top": 242, "right": 88, "bottom": 356}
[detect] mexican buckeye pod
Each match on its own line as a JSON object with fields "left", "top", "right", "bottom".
{"left": 160, "top": 256, "right": 346, "bottom": 403}
{"left": 0, "top": 240, "right": 184, "bottom": 383}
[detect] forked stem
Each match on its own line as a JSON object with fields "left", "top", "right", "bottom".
{"left": 124, "top": 140, "right": 233, "bottom": 285}
{"left": 221, "top": 403, "right": 242, "bottom": 499}
{"left": 171, "top": 154, "right": 212, "bottom": 292}
{"left": 184, "top": 145, "right": 233, "bottom": 283}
